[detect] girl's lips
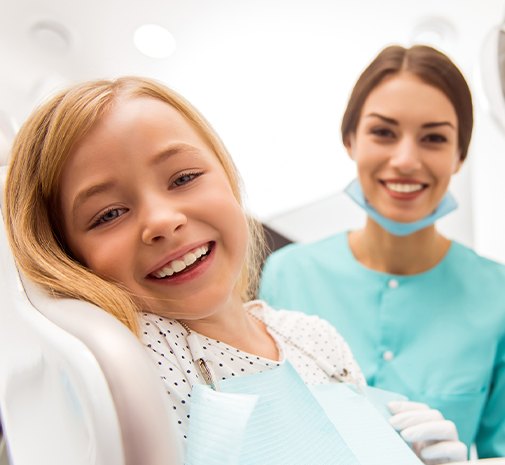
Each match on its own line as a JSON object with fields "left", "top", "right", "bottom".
{"left": 146, "top": 242, "right": 215, "bottom": 284}
{"left": 146, "top": 241, "right": 213, "bottom": 277}
{"left": 150, "top": 243, "right": 211, "bottom": 278}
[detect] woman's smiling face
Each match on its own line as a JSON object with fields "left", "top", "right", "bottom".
{"left": 345, "top": 72, "right": 461, "bottom": 224}
{"left": 59, "top": 96, "right": 249, "bottom": 320}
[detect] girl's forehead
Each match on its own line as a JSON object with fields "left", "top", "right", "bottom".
{"left": 58, "top": 93, "right": 233, "bottom": 201}
{"left": 102, "top": 95, "right": 183, "bottom": 126}
{"left": 72, "top": 96, "right": 207, "bottom": 154}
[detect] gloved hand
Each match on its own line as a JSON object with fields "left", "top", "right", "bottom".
{"left": 388, "top": 400, "right": 467, "bottom": 465}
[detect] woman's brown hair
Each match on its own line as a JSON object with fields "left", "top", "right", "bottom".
{"left": 341, "top": 45, "right": 473, "bottom": 161}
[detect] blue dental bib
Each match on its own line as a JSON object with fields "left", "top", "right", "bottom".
{"left": 344, "top": 179, "right": 458, "bottom": 236}
{"left": 185, "top": 361, "right": 422, "bottom": 465}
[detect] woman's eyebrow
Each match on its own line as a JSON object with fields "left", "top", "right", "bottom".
{"left": 365, "top": 113, "right": 398, "bottom": 125}
{"left": 365, "top": 112, "right": 455, "bottom": 129}
{"left": 422, "top": 121, "right": 455, "bottom": 130}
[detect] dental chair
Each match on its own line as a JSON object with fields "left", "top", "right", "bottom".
{"left": 0, "top": 163, "right": 183, "bottom": 464}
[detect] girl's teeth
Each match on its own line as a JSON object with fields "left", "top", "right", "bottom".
{"left": 153, "top": 244, "right": 209, "bottom": 278}
{"left": 184, "top": 253, "right": 197, "bottom": 266}
{"left": 171, "top": 260, "right": 186, "bottom": 273}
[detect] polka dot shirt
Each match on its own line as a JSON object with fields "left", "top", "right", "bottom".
{"left": 140, "top": 300, "right": 365, "bottom": 443}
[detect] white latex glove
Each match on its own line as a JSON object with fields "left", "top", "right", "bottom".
{"left": 388, "top": 400, "right": 467, "bottom": 465}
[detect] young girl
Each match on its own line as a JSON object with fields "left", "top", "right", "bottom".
{"left": 4, "top": 76, "right": 464, "bottom": 464}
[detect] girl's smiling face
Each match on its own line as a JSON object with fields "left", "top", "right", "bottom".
{"left": 59, "top": 96, "right": 249, "bottom": 320}
{"left": 345, "top": 72, "right": 462, "bottom": 224}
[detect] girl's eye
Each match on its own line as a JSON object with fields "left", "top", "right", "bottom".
{"left": 91, "top": 207, "right": 127, "bottom": 228}
{"left": 423, "top": 133, "right": 448, "bottom": 144}
{"left": 172, "top": 171, "right": 202, "bottom": 187}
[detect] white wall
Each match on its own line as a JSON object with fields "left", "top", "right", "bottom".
{"left": 1, "top": 0, "right": 505, "bottom": 260}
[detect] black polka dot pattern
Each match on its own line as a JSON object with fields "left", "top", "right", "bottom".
{"left": 140, "top": 300, "right": 365, "bottom": 445}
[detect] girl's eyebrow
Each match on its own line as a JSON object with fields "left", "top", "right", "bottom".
{"left": 73, "top": 181, "right": 115, "bottom": 215}
{"left": 365, "top": 112, "right": 455, "bottom": 130}
{"left": 72, "top": 143, "right": 204, "bottom": 215}
{"left": 149, "top": 143, "right": 202, "bottom": 166}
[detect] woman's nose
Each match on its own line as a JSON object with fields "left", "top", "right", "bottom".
{"left": 140, "top": 199, "right": 188, "bottom": 245}
{"left": 389, "top": 137, "right": 422, "bottom": 173}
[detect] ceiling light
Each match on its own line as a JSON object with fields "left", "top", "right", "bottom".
{"left": 410, "top": 17, "right": 457, "bottom": 50}
{"left": 133, "top": 24, "right": 176, "bottom": 59}
{"left": 29, "top": 20, "right": 71, "bottom": 54}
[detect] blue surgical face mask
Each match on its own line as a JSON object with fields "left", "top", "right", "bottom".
{"left": 344, "top": 179, "right": 458, "bottom": 237}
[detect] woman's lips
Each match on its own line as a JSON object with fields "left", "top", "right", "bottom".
{"left": 380, "top": 180, "right": 428, "bottom": 200}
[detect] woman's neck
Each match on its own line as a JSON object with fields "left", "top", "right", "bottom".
{"left": 348, "top": 219, "right": 451, "bottom": 275}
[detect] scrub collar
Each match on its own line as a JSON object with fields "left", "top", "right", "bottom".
{"left": 344, "top": 178, "right": 458, "bottom": 237}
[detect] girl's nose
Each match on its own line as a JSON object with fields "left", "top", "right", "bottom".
{"left": 389, "top": 137, "right": 422, "bottom": 173}
{"left": 140, "top": 200, "right": 188, "bottom": 245}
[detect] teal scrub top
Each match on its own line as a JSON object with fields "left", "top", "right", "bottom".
{"left": 259, "top": 232, "right": 505, "bottom": 458}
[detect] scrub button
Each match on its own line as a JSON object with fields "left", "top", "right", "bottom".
{"left": 388, "top": 279, "right": 399, "bottom": 289}
{"left": 383, "top": 350, "right": 394, "bottom": 361}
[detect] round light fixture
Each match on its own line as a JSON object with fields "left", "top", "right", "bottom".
{"left": 410, "top": 16, "right": 457, "bottom": 50}
{"left": 479, "top": 23, "right": 505, "bottom": 133}
{"left": 133, "top": 24, "right": 176, "bottom": 59}
{"left": 29, "top": 20, "right": 71, "bottom": 54}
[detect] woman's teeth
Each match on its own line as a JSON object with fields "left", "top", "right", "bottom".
{"left": 153, "top": 244, "right": 209, "bottom": 278}
{"left": 385, "top": 182, "right": 424, "bottom": 193}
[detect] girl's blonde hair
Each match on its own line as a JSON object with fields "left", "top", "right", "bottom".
{"left": 4, "top": 76, "right": 266, "bottom": 334}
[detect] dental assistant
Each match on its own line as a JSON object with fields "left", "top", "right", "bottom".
{"left": 260, "top": 45, "right": 505, "bottom": 458}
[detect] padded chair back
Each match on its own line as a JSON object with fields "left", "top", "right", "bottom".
{"left": 0, "top": 164, "right": 183, "bottom": 465}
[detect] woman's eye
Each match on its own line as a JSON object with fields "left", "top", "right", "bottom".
{"left": 172, "top": 171, "right": 202, "bottom": 187}
{"left": 423, "top": 133, "right": 448, "bottom": 143}
{"left": 92, "top": 207, "right": 127, "bottom": 228}
{"left": 370, "top": 127, "right": 395, "bottom": 138}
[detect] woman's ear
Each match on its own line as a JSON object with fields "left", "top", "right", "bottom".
{"left": 452, "top": 151, "right": 463, "bottom": 174}
{"left": 344, "top": 133, "right": 355, "bottom": 160}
